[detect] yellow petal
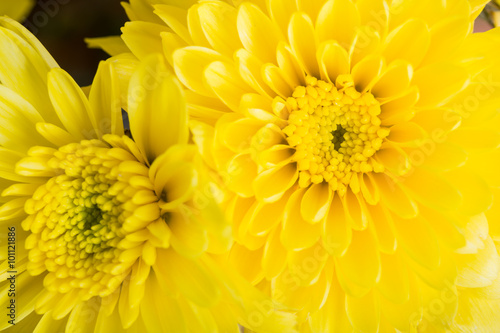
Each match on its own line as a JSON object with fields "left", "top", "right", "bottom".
{"left": 406, "top": 248, "right": 457, "bottom": 290}
{"left": 351, "top": 55, "right": 385, "bottom": 92}
{"left": 372, "top": 173, "right": 418, "bottom": 219}
{"left": 262, "top": 63, "right": 294, "bottom": 98}
{"left": 168, "top": 211, "right": 208, "bottom": 258}
{"left": 237, "top": 2, "right": 283, "bottom": 63}
{"left": 455, "top": 235, "right": 499, "bottom": 288}
{"left": 0, "top": 26, "right": 57, "bottom": 124}
{"left": 417, "top": 276, "right": 458, "bottom": 329}
{"left": 281, "top": 188, "right": 321, "bottom": 250}
{"left": 262, "top": 227, "right": 287, "bottom": 279}
{"left": 249, "top": 189, "right": 292, "bottom": 236}
{"left": 85, "top": 36, "right": 130, "bottom": 57}
{"left": 392, "top": 214, "right": 440, "bottom": 270}
{"left": 379, "top": 86, "right": 418, "bottom": 126}
{"left": 343, "top": 190, "right": 369, "bottom": 230}
{"left": 288, "top": 12, "right": 320, "bottom": 77}
{"left": 336, "top": 229, "right": 381, "bottom": 291}
{"left": 383, "top": 19, "right": 430, "bottom": 68}
{"left": 402, "top": 167, "right": 462, "bottom": 212}
{"left": 229, "top": 243, "right": 264, "bottom": 285}
{"left": 154, "top": 5, "right": 192, "bottom": 44}
{"left": 468, "top": 0, "right": 490, "bottom": 19}
{"left": 376, "top": 253, "right": 409, "bottom": 304}
{"left": 161, "top": 31, "right": 188, "bottom": 68}
{"left": 196, "top": 1, "right": 241, "bottom": 56}
{"left": 141, "top": 275, "right": 188, "bottom": 333}
{"left": 374, "top": 142, "right": 410, "bottom": 176}
{"left": 346, "top": 290, "right": 380, "bottom": 333}
{"left": 276, "top": 42, "right": 306, "bottom": 88}
{"left": 448, "top": 127, "right": 500, "bottom": 152}
{"left": 226, "top": 153, "right": 258, "bottom": 197}
{"left": 367, "top": 203, "right": 396, "bottom": 254}
{"left": 371, "top": 60, "right": 413, "bottom": 99}
{"left": 322, "top": 195, "right": 352, "bottom": 257}
{"left": 420, "top": 206, "right": 466, "bottom": 251}
{"left": 173, "top": 46, "right": 225, "bottom": 97}
{"left": 379, "top": 271, "right": 421, "bottom": 332}
{"left": 356, "top": 0, "right": 388, "bottom": 35}
{"left": 0, "top": 86, "right": 49, "bottom": 152}
{"left": 444, "top": 167, "right": 493, "bottom": 216}
{"left": 413, "top": 63, "right": 470, "bottom": 107}
{"left": 121, "top": 21, "right": 170, "bottom": 59}
{"left": 268, "top": 0, "right": 298, "bottom": 35}
{"left": 300, "top": 183, "right": 332, "bottom": 223}
{"left": 253, "top": 163, "right": 298, "bottom": 203}
{"left": 421, "top": 16, "right": 471, "bottom": 66}
{"left": 47, "top": 68, "right": 94, "bottom": 141}
{"left": 387, "top": 121, "right": 427, "bottom": 147}
{"left": 235, "top": 49, "right": 275, "bottom": 98}
{"left": 350, "top": 26, "right": 381, "bottom": 67}
{"left": 155, "top": 249, "right": 220, "bottom": 307}
{"left": 204, "top": 60, "right": 252, "bottom": 111}
{"left": 88, "top": 60, "right": 124, "bottom": 138}
{"left": 310, "top": 276, "right": 352, "bottom": 332}
{"left": 296, "top": 0, "right": 325, "bottom": 22}
{"left": 128, "top": 54, "right": 188, "bottom": 163}
{"left": 315, "top": 0, "right": 360, "bottom": 48}
{"left": 316, "top": 41, "right": 350, "bottom": 84}
{"left": 222, "top": 117, "right": 264, "bottom": 153}
{"left": 287, "top": 243, "right": 328, "bottom": 286}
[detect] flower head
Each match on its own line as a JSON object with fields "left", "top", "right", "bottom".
{"left": 0, "top": 17, "right": 296, "bottom": 332}
{"left": 110, "top": 0, "right": 500, "bottom": 331}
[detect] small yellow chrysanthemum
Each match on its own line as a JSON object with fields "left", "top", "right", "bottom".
{"left": 0, "top": 17, "right": 296, "bottom": 333}
{"left": 0, "top": 0, "right": 34, "bottom": 21}
{"left": 98, "top": 0, "right": 500, "bottom": 331}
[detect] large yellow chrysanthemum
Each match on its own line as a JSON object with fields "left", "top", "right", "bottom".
{"left": 94, "top": 0, "right": 500, "bottom": 331}
{"left": 0, "top": 17, "right": 296, "bottom": 333}
{"left": 0, "top": 0, "right": 34, "bottom": 21}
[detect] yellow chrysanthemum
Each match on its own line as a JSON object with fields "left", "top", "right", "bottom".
{"left": 0, "top": 17, "right": 296, "bottom": 333}
{"left": 96, "top": 0, "right": 500, "bottom": 331}
{"left": 0, "top": 0, "right": 34, "bottom": 21}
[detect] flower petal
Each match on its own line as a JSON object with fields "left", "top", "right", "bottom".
{"left": 383, "top": 19, "right": 430, "bottom": 68}
{"left": 315, "top": 0, "right": 360, "bottom": 47}
{"left": 336, "top": 229, "right": 381, "bottom": 291}
{"left": 288, "top": 12, "right": 320, "bottom": 77}
{"left": 253, "top": 163, "right": 298, "bottom": 203}
{"left": 128, "top": 55, "right": 188, "bottom": 163}
{"left": 281, "top": 188, "right": 321, "bottom": 250}
{"left": 322, "top": 195, "right": 351, "bottom": 257}
{"left": 300, "top": 183, "right": 332, "bottom": 223}
{"left": 237, "top": 2, "right": 283, "bottom": 63}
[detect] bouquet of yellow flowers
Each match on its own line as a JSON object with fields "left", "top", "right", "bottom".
{"left": 2, "top": 0, "right": 500, "bottom": 332}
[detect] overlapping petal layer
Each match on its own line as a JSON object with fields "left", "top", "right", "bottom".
{"left": 103, "top": 0, "right": 500, "bottom": 331}
{"left": 0, "top": 17, "right": 296, "bottom": 333}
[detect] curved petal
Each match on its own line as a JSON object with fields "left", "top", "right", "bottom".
{"left": 253, "top": 163, "right": 298, "bottom": 203}
{"left": 300, "top": 182, "right": 332, "bottom": 223}
{"left": 128, "top": 54, "right": 188, "bottom": 163}
{"left": 281, "top": 188, "right": 321, "bottom": 250}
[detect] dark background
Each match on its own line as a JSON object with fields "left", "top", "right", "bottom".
{"left": 23, "top": 0, "right": 128, "bottom": 86}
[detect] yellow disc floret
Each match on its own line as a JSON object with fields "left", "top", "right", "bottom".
{"left": 281, "top": 75, "right": 390, "bottom": 194}
{"left": 22, "top": 135, "right": 160, "bottom": 299}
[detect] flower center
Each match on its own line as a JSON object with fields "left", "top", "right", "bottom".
{"left": 22, "top": 135, "right": 160, "bottom": 299}
{"left": 282, "top": 76, "right": 389, "bottom": 195}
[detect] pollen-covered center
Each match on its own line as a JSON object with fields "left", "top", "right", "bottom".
{"left": 22, "top": 136, "right": 160, "bottom": 299}
{"left": 282, "top": 76, "right": 389, "bottom": 194}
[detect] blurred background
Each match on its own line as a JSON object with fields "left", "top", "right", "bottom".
{"left": 3, "top": 0, "right": 498, "bottom": 86}
{"left": 21, "top": 0, "right": 128, "bottom": 86}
